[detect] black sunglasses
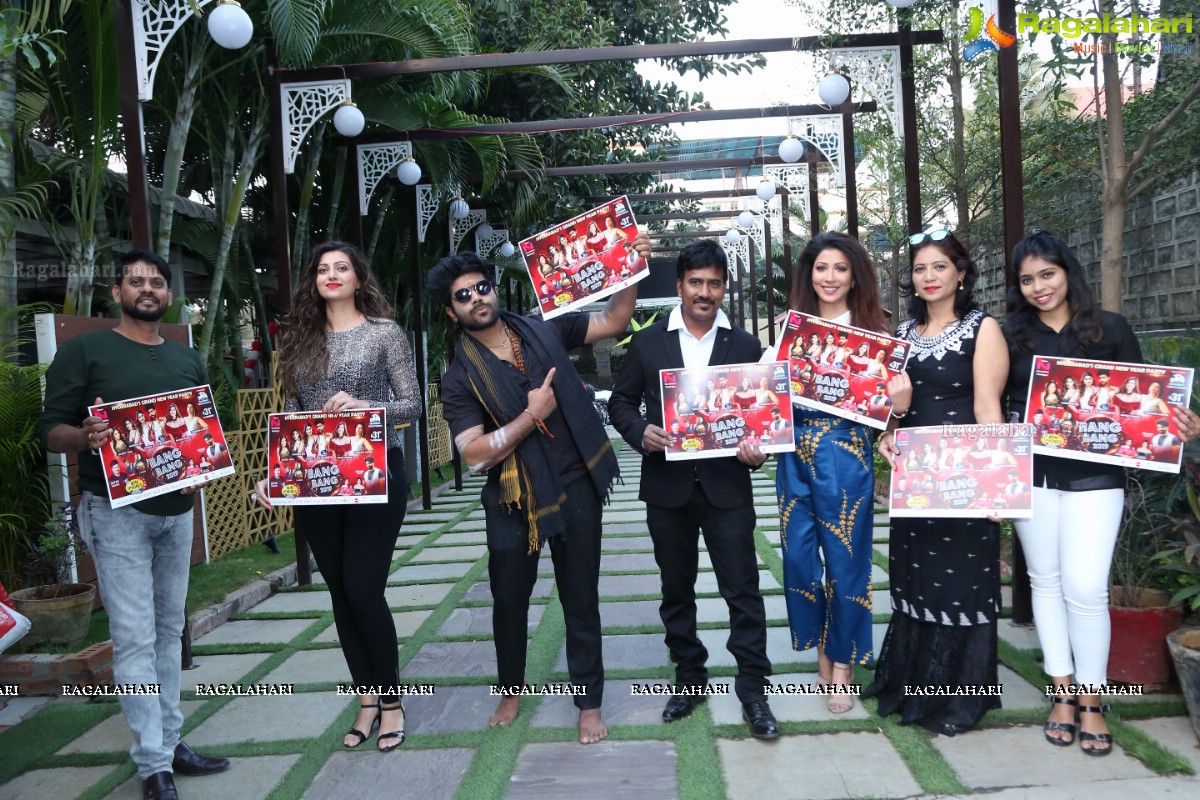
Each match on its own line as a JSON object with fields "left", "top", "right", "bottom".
{"left": 452, "top": 280, "right": 494, "bottom": 304}
{"left": 908, "top": 229, "right": 951, "bottom": 246}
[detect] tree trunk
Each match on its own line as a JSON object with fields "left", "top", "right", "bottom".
{"left": 291, "top": 120, "right": 324, "bottom": 280}
{"left": 1099, "top": 19, "right": 1127, "bottom": 314}
{"left": 154, "top": 40, "right": 206, "bottom": 260}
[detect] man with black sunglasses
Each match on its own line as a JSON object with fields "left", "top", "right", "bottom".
{"left": 428, "top": 233, "right": 651, "bottom": 745}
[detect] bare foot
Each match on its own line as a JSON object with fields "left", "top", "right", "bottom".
{"left": 578, "top": 708, "right": 607, "bottom": 744}
{"left": 489, "top": 695, "right": 520, "bottom": 727}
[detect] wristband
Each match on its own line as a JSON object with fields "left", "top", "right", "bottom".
{"left": 892, "top": 408, "right": 909, "bottom": 419}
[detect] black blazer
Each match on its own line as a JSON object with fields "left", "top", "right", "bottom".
{"left": 609, "top": 316, "right": 764, "bottom": 509}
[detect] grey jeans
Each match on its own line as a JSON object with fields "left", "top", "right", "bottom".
{"left": 78, "top": 491, "right": 193, "bottom": 778}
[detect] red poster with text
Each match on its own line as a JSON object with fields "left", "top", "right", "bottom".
{"left": 1024, "top": 355, "right": 1193, "bottom": 474}
{"left": 519, "top": 196, "right": 646, "bottom": 320}
{"left": 266, "top": 409, "right": 389, "bottom": 505}
{"left": 889, "top": 424, "right": 1035, "bottom": 519}
{"left": 89, "top": 385, "right": 234, "bottom": 509}
{"left": 774, "top": 311, "right": 911, "bottom": 430}
{"left": 659, "top": 361, "right": 795, "bottom": 461}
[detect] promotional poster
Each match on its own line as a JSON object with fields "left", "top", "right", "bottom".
{"left": 889, "top": 424, "right": 1035, "bottom": 519}
{"left": 1023, "top": 355, "right": 1194, "bottom": 474}
{"left": 518, "top": 196, "right": 646, "bottom": 320}
{"left": 266, "top": 409, "right": 389, "bottom": 505}
{"left": 659, "top": 361, "right": 795, "bottom": 461}
{"left": 774, "top": 311, "right": 911, "bottom": 430}
{"left": 89, "top": 385, "right": 234, "bottom": 508}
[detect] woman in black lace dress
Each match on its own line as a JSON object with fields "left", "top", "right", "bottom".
{"left": 864, "top": 230, "right": 1010, "bottom": 735}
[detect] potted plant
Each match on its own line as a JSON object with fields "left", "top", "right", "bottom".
{"left": 8, "top": 505, "right": 96, "bottom": 653}
{"left": 1107, "top": 471, "right": 1185, "bottom": 686}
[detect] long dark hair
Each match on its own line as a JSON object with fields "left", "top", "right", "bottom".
{"left": 1005, "top": 229, "right": 1102, "bottom": 354}
{"left": 278, "top": 241, "right": 393, "bottom": 398}
{"left": 902, "top": 231, "right": 980, "bottom": 325}
{"left": 790, "top": 232, "right": 887, "bottom": 333}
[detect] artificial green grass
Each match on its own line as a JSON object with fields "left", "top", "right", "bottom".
{"left": 0, "top": 702, "right": 120, "bottom": 784}
{"left": 186, "top": 532, "right": 298, "bottom": 615}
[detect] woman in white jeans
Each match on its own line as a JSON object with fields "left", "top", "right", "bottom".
{"left": 1002, "top": 230, "right": 1200, "bottom": 756}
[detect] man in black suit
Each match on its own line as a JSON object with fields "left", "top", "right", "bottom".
{"left": 609, "top": 239, "right": 779, "bottom": 740}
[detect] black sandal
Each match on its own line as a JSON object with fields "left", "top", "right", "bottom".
{"left": 377, "top": 699, "right": 406, "bottom": 752}
{"left": 344, "top": 701, "right": 381, "bottom": 748}
{"left": 1043, "top": 695, "right": 1077, "bottom": 747}
{"left": 1078, "top": 703, "right": 1113, "bottom": 757}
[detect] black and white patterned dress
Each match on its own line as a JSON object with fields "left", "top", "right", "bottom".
{"left": 864, "top": 309, "right": 1002, "bottom": 734}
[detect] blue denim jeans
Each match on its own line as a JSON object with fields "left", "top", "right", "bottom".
{"left": 78, "top": 491, "right": 193, "bottom": 778}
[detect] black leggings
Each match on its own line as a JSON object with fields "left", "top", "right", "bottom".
{"left": 294, "top": 448, "right": 408, "bottom": 700}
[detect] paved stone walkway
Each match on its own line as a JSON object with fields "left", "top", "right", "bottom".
{"left": 2, "top": 443, "right": 1199, "bottom": 799}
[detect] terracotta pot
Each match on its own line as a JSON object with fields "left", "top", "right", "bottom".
{"left": 1108, "top": 588, "right": 1183, "bottom": 686}
{"left": 8, "top": 583, "right": 97, "bottom": 653}
{"left": 1167, "top": 628, "right": 1200, "bottom": 745}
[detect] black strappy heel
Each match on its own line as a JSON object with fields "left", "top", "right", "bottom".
{"left": 1043, "top": 695, "right": 1077, "bottom": 747}
{"left": 344, "top": 701, "right": 381, "bottom": 748}
{"left": 377, "top": 698, "right": 406, "bottom": 751}
{"left": 1078, "top": 702, "right": 1113, "bottom": 757}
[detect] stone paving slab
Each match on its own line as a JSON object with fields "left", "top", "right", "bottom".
{"left": 696, "top": 551, "right": 765, "bottom": 571}
{"left": 993, "top": 665, "right": 1047, "bottom": 710}
{"left": 312, "top": 609, "right": 434, "bottom": 644}
{"left": 597, "top": 572, "right": 663, "bottom": 597}
{"left": 403, "top": 511, "right": 461, "bottom": 522}
{"left": 697, "top": 626, "right": 810, "bottom": 670}
{"left": 529, "top": 679, "right": 676, "bottom": 729}
{"left": 601, "top": 535, "right": 654, "bottom": 552}
{"left": 708, "top": 675, "right": 871, "bottom": 723}
{"left": 934, "top": 725, "right": 1155, "bottom": 790}
{"left": 450, "top": 518, "right": 489, "bottom": 532}
{"left": 301, "top": 747, "right": 472, "bottom": 800}
{"left": 252, "top": 590, "right": 333, "bottom": 614}
{"left": 603, "top": 510, "right": 653, "bottom": 523}
{"left": 463, "top": 577, "right": 553, "bottom": 603}
{"left": 385, "top": 582, "right": 455, "bottom": 608}
{"left": 555, "top": 633, "right": 669, "bottom": 672}
{"left": 57, "top": 701, "right": 205, "bottom": 755}
{"left": 696, "top": 570, "right": 780, "bottom": 593}
{"left": 401, "top": 640, "right": 499, "bottom": 678}
{"left": 400, "top": 686, "right": 498, "bottom": 734}
{"left": 432, "top": 530, "right": 488, "bottom": 546}
{"left": 390, "top": 562, "right": 474, "bottom": 582}
{"left": 401, "top": 522, "right": 448, "bottom": 534}
{"left": 181, "top": 653, "right": 273, "bottom": 690}
{"left": 186, "top": 691, "right": 349, "bottom": 746}
{"left": 508, "top": 740, "right": 677, "bottom": 800}
{"left": 438, "top": 603, "right": 545, "bottom": 637}
{"left": 760, "top": 528, "right": 781, "bottom": 545}
{"left": 394, "top": 533, "right": 427, "bottom": 548}
{"left": 874, "top": 542, "right": 890, "bottom": 558}
{"left": 603, "top": 522, "right": 652, "bottom": 535}
{"left": 599, "top": 599, "right": 663, "bottom": 628}
{"left": 599, "top": 552, "right": 661, "bottom": 572}
{"left": 0, "top": 766, "right": 116, "bottom": 800}
{"left": 718, "top": 731, "right": 921, "bottom": 800}
{"left": 935, "top": 777, "right": 1200, "bottom": 799}
{"left": 409, "top": 544, "right": 488, "bottom": 562}
{"left": 696, "top": 594, "right": 788, "bottom": 624}
{"left": 1130, "top": 717, "right": 1200, "bottom": 772}
{"left": 194, "top": 618, "right": 315, "bottom": 647}
{"left": 260, "top": 648, "right": 352, "bottom": 686}
{"left": 0, "top": 695, "right": 52, "bottom": 725}
{"left": 104, "top": 755, "right": 301, "bottom": 800}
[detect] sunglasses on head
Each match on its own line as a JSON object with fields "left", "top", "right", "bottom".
{"left": 908, "top": 229, "right": 951, "bottom": 246}
{"left": 452, "top": 280, "right": 494, "bottom": 304}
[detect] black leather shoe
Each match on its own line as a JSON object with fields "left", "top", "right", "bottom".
{"left": 662, "top": 691, "right": 707, "bottom": 722}
{"left": 742, "top": 700, "right": 780, "bottom": 740}
{"left": 143, "top": 771, "right": 178, "bottom": 800}
{"left": 172, "top": 741, "right": 231, "bottom": 776}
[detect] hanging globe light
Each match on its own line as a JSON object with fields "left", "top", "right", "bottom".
{"left": 818, "top": 71, "right": 851, "bottom": 106}
{"left": 889, "top": 0, "right": 918, "bottom": 8}
{"left": 207, "top": 0, "right": 253, "bottom": 49}
{"left": 332, "top": 101, "right": 365, "bottom": 137}
{"left": 477, "top": 223, "right": 495, "bottom": 239}
{"left": 449, "top": 197, "right": 471, "bottom": 220}
{"left": 756, "top": 179, "right": 777, "bottom": 202}
{"left": 395, "top": 157, "right": 422, "bottom": 186}
{"left": 724, "top": 228, "right": 742, "bottom": 244}
{"left": 778, "top": 135, "right": 804, "bottom": 163}
{"left": 737, "top": 211, "right": 756, "bottom": 229}
{"left": 499, "top": 241, "right": 516, "bottom": 258}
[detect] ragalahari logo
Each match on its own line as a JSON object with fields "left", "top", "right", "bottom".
{"left": 963, "top": 6, "right": 1016, "bottom": 61}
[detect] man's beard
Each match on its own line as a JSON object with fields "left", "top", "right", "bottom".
{"left": 123, "top": 296, "right": 167, "bottom": 322}
{"left": 457, "top": 303, "right": 499, "bottom": 332}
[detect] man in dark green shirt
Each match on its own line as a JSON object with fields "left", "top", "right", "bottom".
{"left": 40, "top": 249, "right": 230, "bottom": 800}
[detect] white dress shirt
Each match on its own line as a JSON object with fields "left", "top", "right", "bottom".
{"left": 668, "top": 304, "right": 731, "bottom": 369}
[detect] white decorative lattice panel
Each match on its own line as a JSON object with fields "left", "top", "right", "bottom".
{"left": 834, "top": 46, "right": 902, "bottom": 139}
{"left": 131, "top": 0, "right": 215, "bottom": 101}
{"left": 450, "top": 209, "right": 487, "bottom": 255}
{"left": 416, "top": 184, "right": 442, "bottom": 243}
{"left": 358, "top": 142, "right": 412, "bottom": 215}
{"left": 280, "top": 79, "right": 350, "bottom": 174}
{"left": 790, "top": 115, "right": 845, "bottom": 188}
